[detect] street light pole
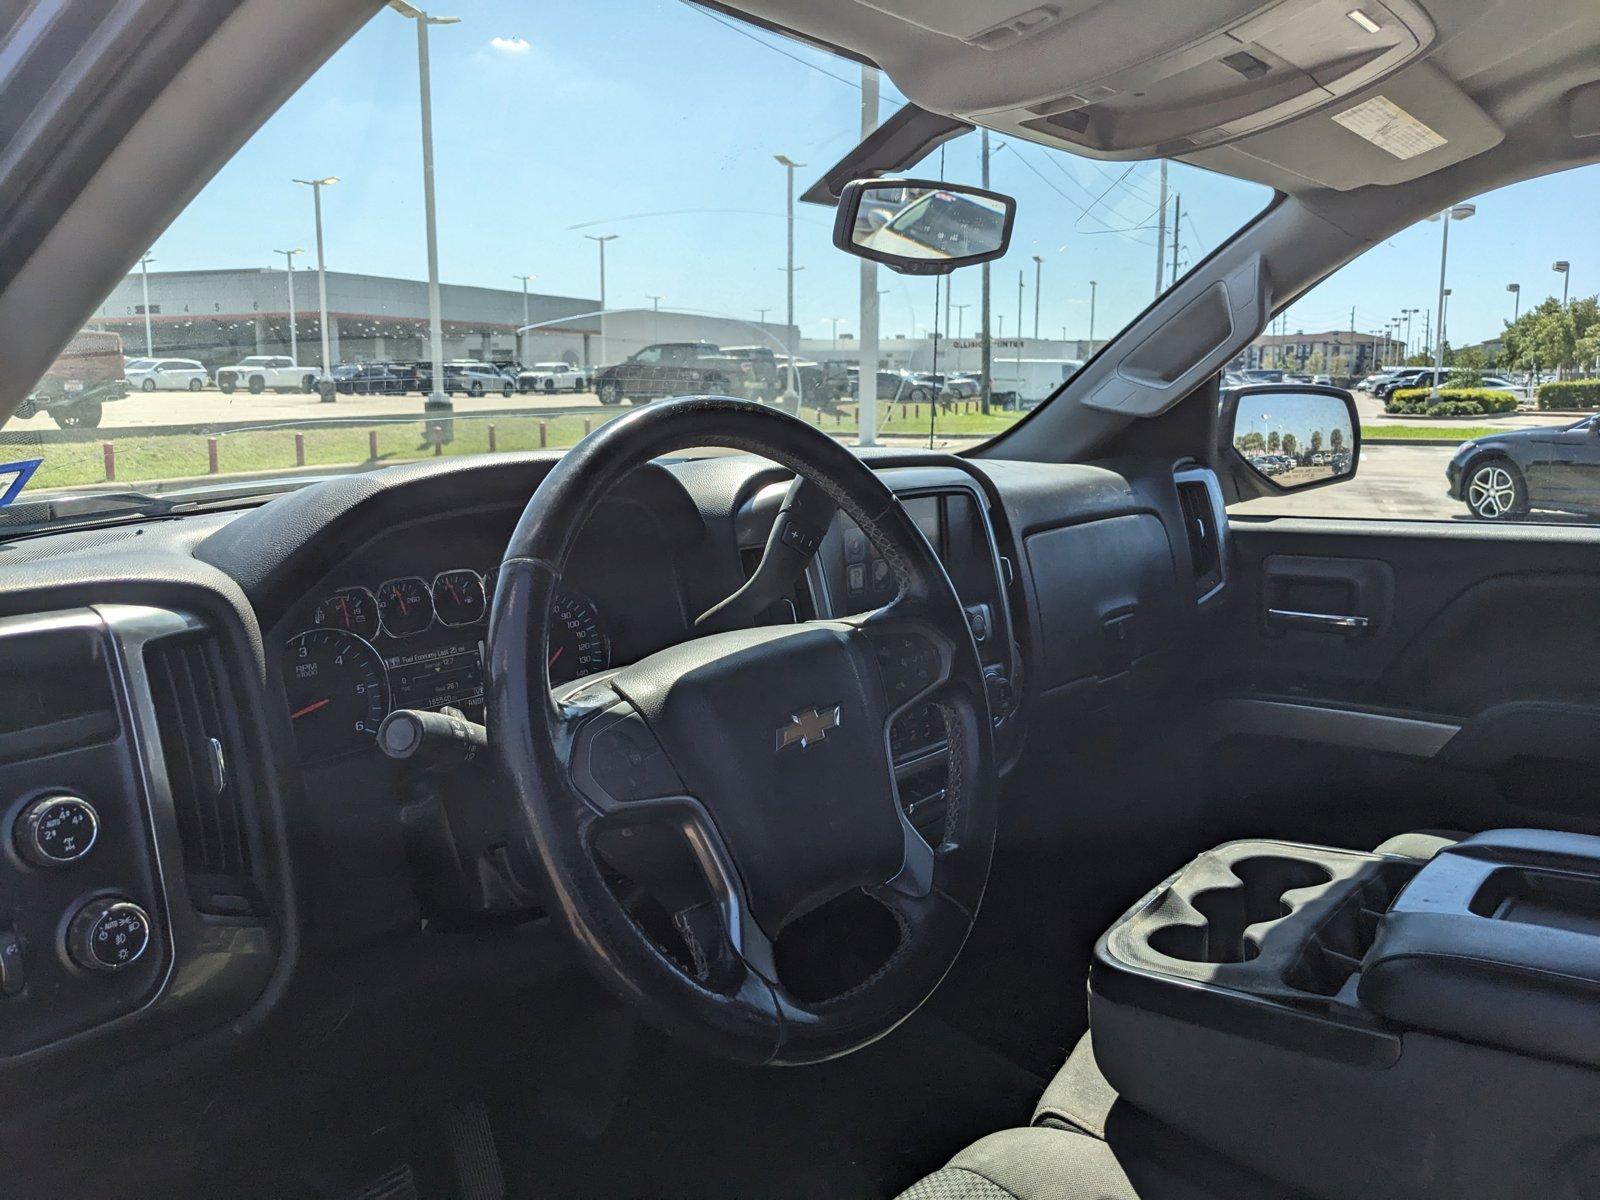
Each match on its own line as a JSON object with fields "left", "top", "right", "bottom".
{"left": 276, "top": 248, "right": 303, "bottom": 363}
{"left": 1032, "top": 254, "right": 1044, "bottom": 339}
{"left": 774, "top": 154, "right": 804, "bottom": 408}
{"left": 1554, "top": 260, "right": 1571, "bottom": 306}
{"left": 585, "top": 234, "right": 618, "bottom": 369}
{"left": 513, "top": 273, "right": 536, "bottom": 364}
{"left": 1507, "top": 282, "right": 1521, "bottom": 322}
{"left": 1088, "top": 280, "right": 1097, "bottom": 350}
{"left": 292, "top": 176, "right": 339, "bottom": 391}
{"left": 137, "top": 253, "right": 155, "bottom": 357}
{"left": 390, "top": 2, "right": 460, "bottom": 411}
{"left": 1427, "top": 203, "right": 1475, "bottom": 399}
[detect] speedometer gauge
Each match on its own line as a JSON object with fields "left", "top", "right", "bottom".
{"left": 548, "top": 588, "right": 611, "bottom": 685}
{"left": 282, "top": 628, "right": 390, "bottom": 759}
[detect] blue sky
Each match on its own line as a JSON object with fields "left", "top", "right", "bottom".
{"left": 151, "top": 0, "right": 1595, "bottom": 352}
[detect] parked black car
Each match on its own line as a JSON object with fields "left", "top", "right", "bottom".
{"left": 334, "top": 363, "right": 407, "bottom": 395}
{"left": 1447, "top": 417, "right": 1600, "bottom": 519}
{"left": 590, "top": 342, "right": 750, "bottom": 405}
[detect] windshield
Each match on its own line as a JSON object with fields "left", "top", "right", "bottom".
{"left": 1, "top": 0, "right": 1270, "bottom": 513}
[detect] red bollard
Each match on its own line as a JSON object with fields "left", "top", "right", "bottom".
{"left": 368, "top": 430, "right": 379, "bottom": 461}
{"left": 294, "top": 432, "right": 305, "bottom": 467}
{"left": 102, "top": 442, "right": 115, "bottom": 482}
{"left": 538, "top": 421, "right": 548, "bottom": 449}
{"left": 488, "top": 423, "right": 497, "bottom": 453}
{"left": 207, "top": 437, "right": 219, "bottom": 475}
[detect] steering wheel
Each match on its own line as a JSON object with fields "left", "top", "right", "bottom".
{"left": 486, "top": 397, "right": 997, "bottom": 1065}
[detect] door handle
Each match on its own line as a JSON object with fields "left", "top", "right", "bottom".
{"left": 1266, "top": 608, "right": 1373, "bottom": 635}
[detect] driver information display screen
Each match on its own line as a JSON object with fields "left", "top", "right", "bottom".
{"left": 385, "top": 642, "right": 484, "bottom": 714}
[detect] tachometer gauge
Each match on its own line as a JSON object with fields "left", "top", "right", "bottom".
{"left": 313, "top": 586, "right": 379, "bottom": 639}
{"left": 377, "top": 576, "right": 434, "bottom": 637}
{"left": 432, "top": 568, "right": 486, "bottom": 626}
{"left": 548, "top": 588, "right": 611, "bottom": 685}
{"left": 282, "top": 628, "right": 390, "bottom": 759}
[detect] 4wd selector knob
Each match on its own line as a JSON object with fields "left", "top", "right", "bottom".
{"left": 15, "top": 793, "right": 98, "bottom": 867}
{"left": 66, "top": 899, "right": 152, "bottom": 973}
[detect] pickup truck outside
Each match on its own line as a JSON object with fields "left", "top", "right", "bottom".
{"left": 17, "top": 329, "right": 129, "bottom": 428}
{"left": 215, "top": 356, "right": 319, "bottom": 395}
{"left": 591, "top": 342, "right": 750, "bottom": 405}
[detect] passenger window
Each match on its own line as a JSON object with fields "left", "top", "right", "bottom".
{"left": 1230, "top": 161, "right": 1600, "bottom": 525}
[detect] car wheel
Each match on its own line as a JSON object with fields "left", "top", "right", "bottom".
{"left": 139, "top": 377, "right": 156, "bottom": 392}
{"left": 597, "top": 381, "right": 623, "bottom": 406}
{"left": 470, "top": 381, "right": 484, "bottom": 397}
{"left": 301, "top": 374, "right": 318, "bottom": 393}
{"left": 1465, "top": 459, "right": 1527, "bottom": 520}
{"left": 248, "top": 375, "right": 265, "bottom": 395}
{"left": 188, "top": 377, "right": 203, "bottom": 391}
{"left": 219, "top": 381, "right": 235, "bottom": 394}
{"left": 54, "top": 399, "right": 102, "bottom": 430}
{"left": 544, "top": 379, "right": 555, "bottom": 393}
{"left": 518, "top": 380, "right": 531, "bottom": 393}
{"left": 502, "top": 383, "right": 514, "bottom": 397}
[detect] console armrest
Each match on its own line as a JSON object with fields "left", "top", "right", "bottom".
{"left": 1360, "top": 829, "right": 1600, "bottom": 1067}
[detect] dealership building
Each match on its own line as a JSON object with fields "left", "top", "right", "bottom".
{"left": 88, "top": 268, "right": 798, "bottom": 371}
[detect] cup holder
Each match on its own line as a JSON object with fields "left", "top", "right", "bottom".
{"left": 1148, "top": 857, "right": 1334, "bottom": 964}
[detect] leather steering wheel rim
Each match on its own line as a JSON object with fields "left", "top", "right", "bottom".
{"left": 487, "top": 396, "right": 997, "bottom": 1065}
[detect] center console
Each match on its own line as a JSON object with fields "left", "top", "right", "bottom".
{"left": 1091, "top": 831, "right": 1600, "bottom": 1199}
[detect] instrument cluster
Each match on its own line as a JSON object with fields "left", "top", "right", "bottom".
{"left": 283, "top": 566, "right": 611, "bottom": 761}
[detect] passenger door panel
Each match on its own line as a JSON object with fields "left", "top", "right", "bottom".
{"left": 1209, "top": 519, "right": 1600, "bottom": 843}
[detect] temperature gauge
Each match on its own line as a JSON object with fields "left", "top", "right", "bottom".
{"left": 377, "top": 576, "right": 434, "bottom": 638}
{"left": 314, "top": 586, "right": 379, "bottom": 640}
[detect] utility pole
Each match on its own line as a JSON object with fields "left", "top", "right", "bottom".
{"left": 857, "top": 64, "right": 881, "bottom": 446}
{"left": 647, "top": 293, "right": 663, "bottom": 342}
{"left": 1421, "top": 309, "right": 1430, "bottom": 363}
{"left": 1032, "top": 255, "right": 1044, "bottom": 339}
{"left": 1088, "top": 280, "right": 1097, "bottom": 351}
{"left": 1016, "top": 270, "right": 1024, "bottom": 346}
{"left": 585, "top": 234, "right": 617, "bottom": 370}
{"left": 1170, "top": 194, "right": 1182, "bottom": 284}
{"left": 1153, "top": 160, "right": 1169, "bottom": 298}
{"left": 1348, "top": 305, "right": 1357, "bottom": 377}
{"left": 514, "top": 273, "right": 535, "bottom": 364}
{"left": 757, "top": 307, "right": 770, "bottom": 325}
{"left": 276, "top": 249, "right": 303, "bottom": 363}
{"left": 774, "top": 154, "right": 804, "bottom": 410}
{"left": 137, "top": 253, "right": 155, "bottom": 357}
{"left": 952, "top": 303, "right": 969, "bottom": 339}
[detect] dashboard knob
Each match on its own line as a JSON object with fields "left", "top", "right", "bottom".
{"left": 66, "top": 899, "right": 152, "bottom": 973}
{"left": 14, "top": 793, "right": 98, "bottom": 867}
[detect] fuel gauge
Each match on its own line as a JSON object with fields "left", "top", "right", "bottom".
{"left": 433, "top": 568, "right": 487, "bottom": 626}
{"left": 314, "top": 586, "right": 380, "bottom": 640}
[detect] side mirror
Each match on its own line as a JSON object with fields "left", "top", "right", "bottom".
{"left": 1220, "top": 384, "right": 1360, "bottom": 498}
{"left": 833, "top": 178, "right": 1015, "bottom": 275}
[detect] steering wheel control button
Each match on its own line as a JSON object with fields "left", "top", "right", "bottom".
{"left": 15, "top": 793, "right": 99, "bottom": 867}
{"left": 876, "top": 631, "right": 941, "bottom": 703}
{"left": 67, "top": 899, "right": 153, "bottom": 973}
{"left": 579, "top": 709, "right": 682, "bottom": 804}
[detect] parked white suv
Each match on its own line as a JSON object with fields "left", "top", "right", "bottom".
{"left": 125, "top": 357, "right": 208, "bottom": 392}
{"left": 517, "top": 361, "right": 588, "bottom": 393}
{"left": 215, "top": 356, "right": 318, "bottom": 395}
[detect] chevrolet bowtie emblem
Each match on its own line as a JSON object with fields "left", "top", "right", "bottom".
{"left": 776, "top": 705, "right": 842, "bottom": 751}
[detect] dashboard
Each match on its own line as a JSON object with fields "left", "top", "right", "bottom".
{"left": 0, "top": 444, "right": 1228, "bottom": 1146}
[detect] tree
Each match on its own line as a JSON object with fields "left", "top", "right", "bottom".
{"left": 1502, "top": 295, "right": 1599, "bottom": 377}
{"left": 1267, "top": 430, "right": 1281, "bottom": 454}
{"left": 1330, "top": 426, "right": 1345, "bottom": 453}
{"left": 1310, "top": 429, "right": 1323, "bottom": 454}
{"left": 1282, "top": 432, "right": 1298, "bottom": 458}
{"left": 1449, "top": 344, "right": 1487, "bottom": 387}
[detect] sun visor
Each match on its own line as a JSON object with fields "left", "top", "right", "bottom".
{"left": 1215, "top": 62, "right": 1504, "bottom": 189}
{"left": 957, "top": 0, "right": 1436, "bottom": 159}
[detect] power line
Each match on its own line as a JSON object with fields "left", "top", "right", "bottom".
{"left": 677, "top": 1, "right": 861, "bottom": 90}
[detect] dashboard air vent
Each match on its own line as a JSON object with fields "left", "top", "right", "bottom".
{"left": 145, "top": 633, "right": 261, "bottom": 916}
{"left": 1175, "top": 476, "right": 1224, "bottom": 601}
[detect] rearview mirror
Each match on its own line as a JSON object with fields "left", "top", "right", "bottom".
{"left": 833, "top": 178, "right": 1015, "bottom": 275}
{"left": 1222, "top": 384, "right": 1360, "bottom": 494}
